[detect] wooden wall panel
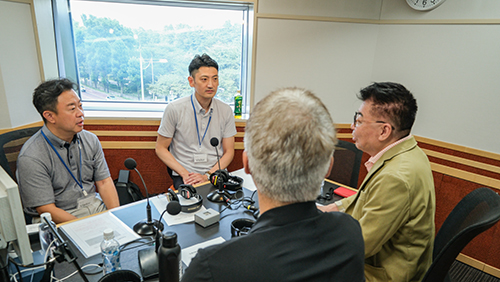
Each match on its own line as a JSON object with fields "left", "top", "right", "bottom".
{"left": 104, "top": 149, "right": 172, "bottom": 195}
{"left": 8, "top": 120, "right": 497, "bottom": 275}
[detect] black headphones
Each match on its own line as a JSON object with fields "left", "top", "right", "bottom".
{"left": 166, "top": 185, "right": 203, "bottom": 215}
{"left": 209, "top": 170, "right": 244, "bottom": 191}
{"left": 316, "top": 187, "right": 334, "bottom": 205}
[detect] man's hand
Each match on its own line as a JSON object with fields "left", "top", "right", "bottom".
{"left": 317, "top": 203, "right": 339, "bottom": 213}
{"left": 183, "top": 172, "right": 209, "bottom": 185}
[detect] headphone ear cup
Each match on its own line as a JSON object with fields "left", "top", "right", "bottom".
{"left": 166, "top": 188, "right": 181, "bottom": 215}
{"left": 220, "top": 170, "right": 229, "bottom": 182}
{"left": 167, "top": 188, "right": 179, "bottom": 202}
{"left": 179, "top": 184, "right": 197, "bottom": 199}
{"left": 98, "top": 270, "right": 141, "bottom": 282}
{"left": 224, "top": 175, "right": 243, "bottom": 191}
{"left": 210, "top": 170, "right": 229, "bottom": 186}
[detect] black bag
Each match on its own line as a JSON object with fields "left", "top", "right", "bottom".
{"left": 114, "top": 170, "right": 144, "bottom": 205}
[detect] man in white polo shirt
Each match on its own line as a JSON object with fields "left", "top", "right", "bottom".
{"left": 156, "top": 54, "right": 236, "bottom": 189}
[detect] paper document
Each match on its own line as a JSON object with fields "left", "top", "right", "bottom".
{"left": 60, "top": 211, "right": 140, "bottom": 258}
{"left": 151, "top": 194, "right": 207, "bottom": 226}
{"left": 230, "top": 168, "right": 257, "bottom": 191}
{"left": 182, "top": 237, "right": 225, "bottom": 267}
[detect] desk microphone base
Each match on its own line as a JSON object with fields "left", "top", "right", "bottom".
{"left": 133, "top": 220, "right": 164, "bottom": 237}
{"left": 207, "top": 190, "right": 231, "bottom": 203}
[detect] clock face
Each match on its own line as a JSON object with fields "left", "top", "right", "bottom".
{"left": 406, "top": 0, "right": 446, "bottom": 11}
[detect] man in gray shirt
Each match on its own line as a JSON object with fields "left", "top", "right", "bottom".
{"left": 156, "top": 54, "right": 237, "bottom": 189}
{"left": 17, "top": 78, "right": 119, "bottom": 224}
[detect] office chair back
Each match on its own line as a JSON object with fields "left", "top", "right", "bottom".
{"left": 327, "top": 140, "right": 363, "bottom": 188}
{"left": 422, "top": 187, "right": 500, "bottom": 282}
{"left": 0, "top": 126, "right": 41, "bottom": 181}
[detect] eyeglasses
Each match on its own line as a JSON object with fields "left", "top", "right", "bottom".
{"left": 353, "top": 111, "right": 395, "bottom": 130}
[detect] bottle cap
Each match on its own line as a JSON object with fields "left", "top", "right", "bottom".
{"left": 103, "top": 228, "right": 114, "bottom": 240}
{"left": 40, "top": 212, "right": 52, "bottom": 222}
{"left": 162, "top": 231, "right": 178, "bottom": 248}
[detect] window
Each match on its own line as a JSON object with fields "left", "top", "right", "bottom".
{"left": 53, "top": 0, "right": 253, "bottom": 113}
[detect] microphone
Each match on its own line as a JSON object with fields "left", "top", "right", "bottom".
{"left": 210, "top": 137, "right": 222, "bottom": 171}
{"left": 124, "top": 158, "right": 164, "bottom": 236}
{"left": 166, "top": 201, "right": 181, "bottom": 216}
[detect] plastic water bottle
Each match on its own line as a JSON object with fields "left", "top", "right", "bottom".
{"left": 39, "top": 212, "right": 56, "bottom": 253}
{"left": 158, "top": 231, "right": 181, "bottom": 282}
{"left": 100, "top": 228, "right": 121, "bottom": 275}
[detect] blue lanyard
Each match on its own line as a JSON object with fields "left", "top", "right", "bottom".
{"left": 41, "top": 130, "right": 86, "bottom": 196}
{"left": 191, "top": 95, "right": 212, "bottom": 148}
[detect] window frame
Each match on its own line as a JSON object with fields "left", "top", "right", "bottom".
{"left": 52, "top": 0, "right": 254, "bottom": 115}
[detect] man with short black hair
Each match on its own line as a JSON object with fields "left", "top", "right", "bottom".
{"left": 156, "top": 54, "right": 236, "bottom": 189}
{"left": 182, "top": 87, "right": 365, "bottom": 282}
{"left": 319, "top": 82, "right": 435, "bottom": 282}
{"left": 17, "top": 78, "right": 119, "bottom": 224}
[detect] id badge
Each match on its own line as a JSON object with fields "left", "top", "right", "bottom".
{"left": 77, "top": 192, "right": 96, "bottom": 209}
{"left": 194, "top": 153, "right": 208, "bottom": 163}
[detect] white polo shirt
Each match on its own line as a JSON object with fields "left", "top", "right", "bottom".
{"left": 158, "top": 94, "right": 237, "bottom": 175}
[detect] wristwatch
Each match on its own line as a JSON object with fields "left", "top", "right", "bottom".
{"left": 205, "top": 171, "right": 211, "bottom": 181}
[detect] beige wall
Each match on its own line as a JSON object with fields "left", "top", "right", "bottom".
{"left": 255, "top": 0, "right": 500, "bottom": 154}
{"left": 0, "top": 0, "right": 42, "bottom": 128}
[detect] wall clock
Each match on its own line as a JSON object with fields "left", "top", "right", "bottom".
{"left": 406, "top": 0, "right": 446, "bottom": 11}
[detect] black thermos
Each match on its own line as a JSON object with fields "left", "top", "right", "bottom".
{"left": 158, "top": 231, "right": 181, "bottom": 282}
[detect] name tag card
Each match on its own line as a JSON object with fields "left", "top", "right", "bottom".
{"left": 194, "top": 153, "right": 207, "bottom": 163}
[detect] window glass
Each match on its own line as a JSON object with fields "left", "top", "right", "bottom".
{"left": 65, "top": 0, "right": 251, "bottom": 112}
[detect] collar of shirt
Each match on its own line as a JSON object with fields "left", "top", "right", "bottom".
{"left": 364, "top": 134, "right": 413, "bottom": 172}
{"left": 42, "top": 124, "right": 79, "bottom": 148}
{"left": 250, "top": 202, "right": 320, "bottom": 234}
{"left": 192, "top": 94, "right": 214, "bottom": 116}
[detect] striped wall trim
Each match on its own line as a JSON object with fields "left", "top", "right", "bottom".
{"left": 88, "top": 118, "right": 247, "bottom": 127}
{"left": 100, "top": 141, "right": 156, "bottom": 149}
{"left": 92, "top": 130, "right": 158, "bottom": 137}
{"left": 337, "top": 133, "right": 353, "bottom": 139}
{"left": 235, "top": 121, "right": 247, "bottom": 127}
{"left": 100, "top": 141, "right": 246, "bottom": 151}
{"left": 91, "top": 130, "right": 245, "bottom": 138}
{"left": 423, "top": 149, "right": 500, "bottom": 175}
{"left": 85, "top": 119, "right": 161, "bottom": 126}
{"left": 415, "top": 136, "right": 500, "bottom": 162}
{"left": 430, "top": 163, "right": 500, "bottom": 190}
{"left": 235, "top": 142, "right": 244, "bottom": 150}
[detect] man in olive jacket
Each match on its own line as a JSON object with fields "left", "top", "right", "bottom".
{"left": 319, "top": 82, "right": 435, "bottom": 282}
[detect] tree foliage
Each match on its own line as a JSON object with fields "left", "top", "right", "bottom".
{"left": 73, "top": 14, "right": 242, "bottom": 103}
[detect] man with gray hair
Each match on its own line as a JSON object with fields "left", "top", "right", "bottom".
{"left": 181, "top": 87, "right": 365, "bottom": 282}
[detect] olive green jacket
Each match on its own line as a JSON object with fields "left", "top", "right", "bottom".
{"left": 341, "top": 137, "right": 435, "bottom": 282}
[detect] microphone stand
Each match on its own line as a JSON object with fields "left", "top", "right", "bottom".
{"left": 207, "top": 172, "right": 231, "bottom": 203}
{"left": 41, "top": 217, "right": 88, "bottom": 282}
{"left": 207, "top": 141, "right": 231, "bottom": 203}
{"left": 132, "top": 167, "right": 164, "bottom": 237}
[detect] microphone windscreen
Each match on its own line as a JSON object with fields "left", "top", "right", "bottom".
{"left": 167, "top": 201, "right": 181, "bottom": 215}
{"left": 210, "top": 137, "right": 219, "bottom": 147}
{"left": 124, "top": 158, "right": 137, "bottom": 170}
